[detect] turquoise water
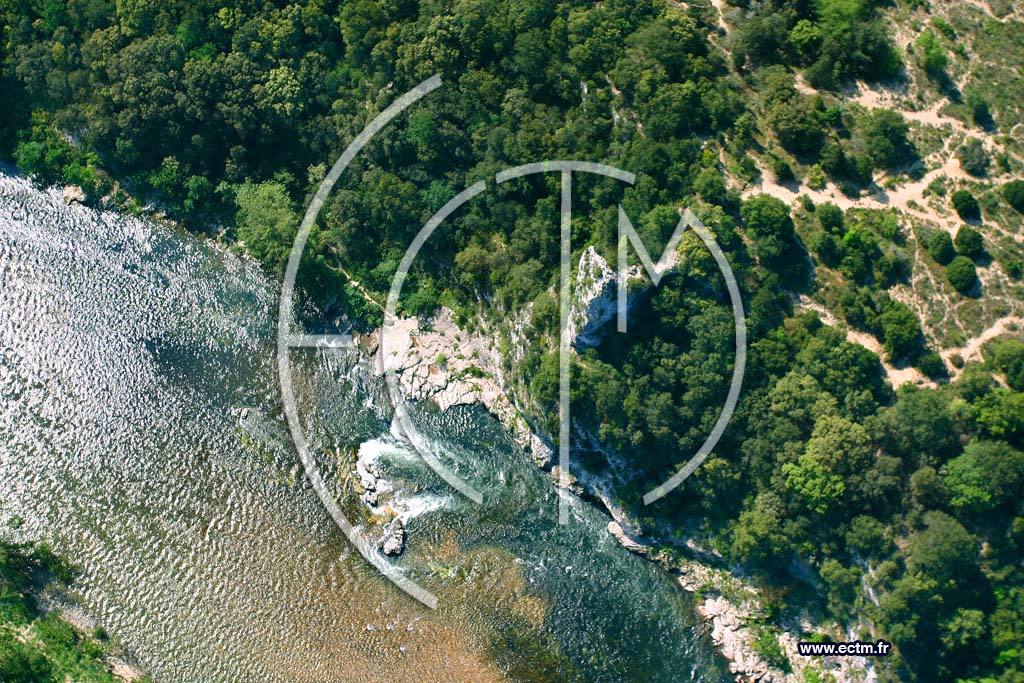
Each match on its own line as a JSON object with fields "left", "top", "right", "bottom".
{"left": 0, "top": 170, "right": 730, "bottom": 682}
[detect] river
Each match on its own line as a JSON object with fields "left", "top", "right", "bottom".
{"left": 0, "top": 170, "right": 732, "bottom": 682}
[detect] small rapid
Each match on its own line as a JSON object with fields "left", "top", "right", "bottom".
{"left": 0, "top": 170, "right": 731, "bottom": 682}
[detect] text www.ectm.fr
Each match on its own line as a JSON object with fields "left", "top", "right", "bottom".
{"left": 797, "top": 640, "right": 893, "bottom": 656}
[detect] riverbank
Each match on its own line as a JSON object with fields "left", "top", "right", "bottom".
{"left": 364, "top": 306, "right": 877, "bottom": 683}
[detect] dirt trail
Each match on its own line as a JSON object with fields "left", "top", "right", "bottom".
{"left": 797, "top": 297, "right": 932, "bottom": 388}
{"left": 708, "top": 0, "right": 731, "bottom": 33}
{"left": 940, "top": 315, "right": 1024, "bottom": 371}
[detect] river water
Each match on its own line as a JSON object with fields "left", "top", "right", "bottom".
{"left": 0, "top": 170, "right": 731, "bottom": 682}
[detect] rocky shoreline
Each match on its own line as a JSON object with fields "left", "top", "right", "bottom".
{"left": 354, "top": 302, "right": 876, "bottom": 683}
{"left": 340, "top": 239, "right": 884, "bottom": 683}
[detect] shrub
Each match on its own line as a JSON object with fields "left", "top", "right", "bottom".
{"left": 1003, "top": 180, "right": 1024, "bottom": 213}
{"left": 878, "top": 300, "right": 923, "bottom": 360}
{"left": 916, "top": 350, "right": 947, "bottom": 378}
{"left": 947, "top": 256, "right": 977, "bottom": 293}
{"left": 927, "top": 231, "right": 956, "bottom": 265}
{"left": 954, "top": 226, "right": 984, "bottom": 258}
{"left": 862, "top": 109, "right": 912, "bottom": 169}
{"left": 957, "top": 139, "right": 990, "bottom": 177}
{"left": 932, "top": 17, "right": 956, "bottom": 40}
{"left": 741, "top": 194, "right": 795, "bottom": 265}
{"left": 915, "top": 30, "right": 948, "bottom": 77}
{"left": 985, "top": 337, "right": 1024, "bottom": 391}
{"left": 817, "top": 203, "right": 845, "bottom": 234}
{"left": 966, "top": 89, "right": 992, "bottom": 126}
{"left": 769, "top": 155, "right": 795, "bottom": 182}
{"left": 951, "top": 190, "right": 980, "bottom": 220}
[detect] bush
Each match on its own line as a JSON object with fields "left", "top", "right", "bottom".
{"left": 769, "top": 155, "right": 795, "bottom": 182}
{"left": 915, "top": 30, "right": 948, "bottom": 77}
{"left": 966, "top": 89, "right": 992, "bottom": 126}
{"left": 916, "top": 350, "right": 947, "bottom": 378}
{"left": 957, "top": 139, "right": 990, "bottom": 177}
{"left": 741, "top": 194, "right": 795, "bottom": 265}
{"left": 1003, "top": 180, "right": 1024, "bottom": 213}
{"left": 878, "top": 300, "right": 923, "bottom": 360}
{"left": 927, "top": 231, "right": 956, "bottom": 265}
{"left": 985, "top": 337, "right": 1024, "bottom": 391}
{"left": 954, "top": 226, "right": 984, "bottom": 258}
{"left": 817, "top": 203, "right": 845, "bottom": 234}
{"left": 951, "top": 190, "right": 980, "bottom": 220}
{"left": 862, "top": 109, "right": 912, "bottom": 169}
{"left": 947, "top": 256, "right": 977, "bottom": 293}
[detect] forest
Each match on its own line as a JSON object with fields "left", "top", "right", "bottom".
{"left": 1, "top": 0, "right": 1023, "bottom": 681}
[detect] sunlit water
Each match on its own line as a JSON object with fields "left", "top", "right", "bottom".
{"left": 0, "top": 170, "right": 731, "bottom": 682}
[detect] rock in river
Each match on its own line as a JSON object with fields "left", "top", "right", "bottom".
{"left": 378, "top": 518, "right": 406, "bottom": 556}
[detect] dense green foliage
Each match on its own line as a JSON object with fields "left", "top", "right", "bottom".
{"left": 954, "top": 226, "right": 984, "bottom": 258}
{"left": 927, "top": 230, "right": 956, "bottom": 265}
{"left": 914, "top": 29, "right": 948, "bottom": 78}
{"left": 728, "top": 0, "right": 900, "bottom": 89}
{"left": 1003, "top": 179, "right": 1024, "bottom": 213}
{"left": 952, "top": 189, "right": 981, "bottom": 220}
{"left": 2, "top": 2, "right": 1023, "bottom": 683}
{"left": 947, "top": 255, "right": 977, "bottom": 293}
{"left": 957, "top": 138, "right": 990, "bottom": 177}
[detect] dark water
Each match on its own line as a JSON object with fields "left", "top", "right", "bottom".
{"left": 0, "top": 171, "right": 731, "bottom": 682}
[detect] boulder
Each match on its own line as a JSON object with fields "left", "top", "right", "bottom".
{"left": 63, "top": 185, "right": 86, "bottom": 205}
{"left": 378, "top": 518, "right": 405, "bottom": 556}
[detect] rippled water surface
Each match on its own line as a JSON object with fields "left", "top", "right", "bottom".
{"left": 0, "top": 171, "right": 731, "bottom": 682}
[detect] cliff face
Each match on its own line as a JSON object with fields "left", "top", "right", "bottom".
{"left": 565, "top": 245, "right": 679, "bottom": 351}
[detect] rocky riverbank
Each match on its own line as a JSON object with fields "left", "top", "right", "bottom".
{"left": 342, "top": 239, "right": 882, "bottom": 683}
{"left": 354, "top": 302, "right": 876, "bottom": 683}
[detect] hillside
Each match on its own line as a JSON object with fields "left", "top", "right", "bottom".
{"left": 2, "top": 1, "right": 1023, "bottom": 682}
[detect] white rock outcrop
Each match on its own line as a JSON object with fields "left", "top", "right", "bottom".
{"left": 62, "top": 185, "right": 86, "bottom": 205}
{"left": 369, "top": 308, "right": 554, "bottom": 465}
{"left": 566, "top": 245, "right": 679, "bottom": 350}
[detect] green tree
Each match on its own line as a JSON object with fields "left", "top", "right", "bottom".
{"left": 909, "top": 466, "right": 948, "bottom": 508}
{"left": 788, "top": 20, "right": 822, "bottom": 64}
{"left": 1001, "top": 180, "right": 1024, "bottom": 213}
{"left": 845, "top": 515, "right": 890, "bottom": 559}
{"left": 985, "top": 337, "right": 1024, "bottom": 390}
{"left": 915, "top": 30, "right": 948, "bottom": 77}
{"left": 820, "top": 559, "right": 861, "bottom": 614}
{"left": 907, "top": 511, "right": 976, "bottom": 587}
{"left": 927, "top": 231, "right": 956, "bottom": 265}
{"left": 880, "top": 385, "right": 960, "bottom": 467}
{"left": 817, "top": 203, "right": 845, "bottom": 234}
{"left": 947, "top": 256, "right": 977, "bottom": 294}
{"left": 977, "top": 389, "right": 1024, "bottom": 445}
{"left": 957, "top": 139, "right": 990, "bottom": 177}
{"left": 0, "top": 630, "right": 53, "bottom": 683}
{"left": 951, "top": 190, "right": 980, "bottom": 221}
{"left": 862, "top": 109, "right": 911, "bottom": 169}
{"left": 877, "top": 300, "right": 922, "bottom": 360}
{"left": 741, "top": 194, "right": 795, "bottom": 264}
{"left": 954, "top": 226, "right": 983, "bottom": 258}
{"left": 943, "top": 441, "right": 1024, "bottom": 513}
{"left": 783, "top": 452, "right": 846, "bottom": 514}
{"left": 730, "top": 492, "right": 792, "bottom": 566}
{"left": 767, "top": 98, "right": 824, "bottom": 157}
{"left": 233, "top": 181, "right": 298, "bottom": 276}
